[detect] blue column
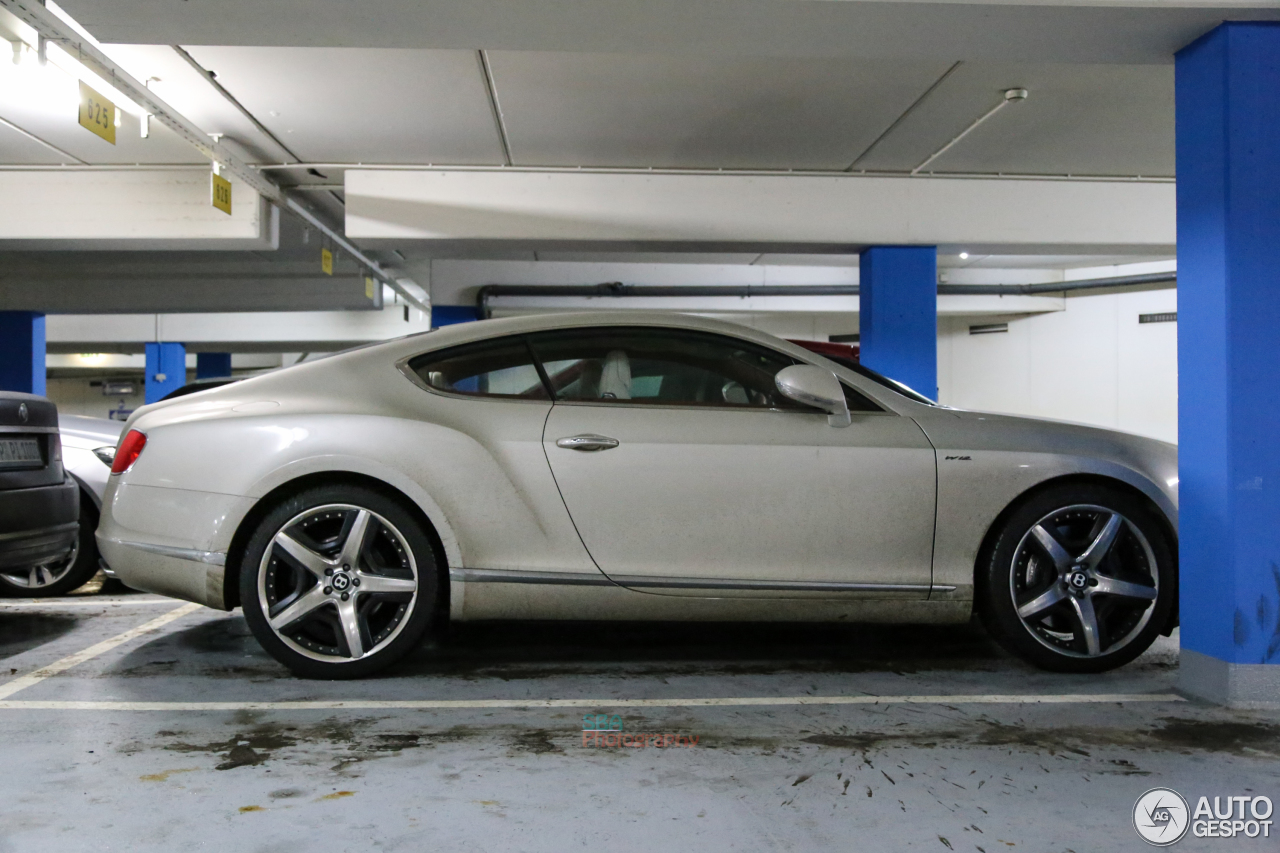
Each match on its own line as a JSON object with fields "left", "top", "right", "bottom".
{"left": 0, "top": 311, "right": 46, "bottom": 396}
{"left": 1175, "top": 22, "right": 1280, "bottom": 705}
{"left": 859, "top": 246, "right": 938, "bottom": 399}
{"left": 144, "top": 342, "right": 186, "bottom": 404}
{"left": 432, "top": 306, "right": 482, "bottom": 328}
{"left": 195, "top": 352, "right": 232, "bottom": 380}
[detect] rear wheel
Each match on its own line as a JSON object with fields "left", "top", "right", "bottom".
{"left": 0, "top": 502, "right": 101, "bottom": 598}
{"left": 977, "top": 483, "right": 1175, "bottom": 673}
{"left": 240, "top": 485, "right": 438, "bottom": 679}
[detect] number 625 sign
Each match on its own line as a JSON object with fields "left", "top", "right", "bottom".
{"left": 78, "top": 81, "right": 116, "bottom": 145}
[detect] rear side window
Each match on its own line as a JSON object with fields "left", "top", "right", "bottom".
{"left": 526, "top": 327, "right": 800, "bottom": 409}
{"left": 407, "top": 337, "right": 549, "bottom": 400}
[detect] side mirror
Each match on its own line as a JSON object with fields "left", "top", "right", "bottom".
{"left": 774, "top": 365, "right": 851, "bottom": 427}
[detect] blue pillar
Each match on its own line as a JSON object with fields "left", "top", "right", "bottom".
{"left": 195, "top": 352, "right": 232, "bottom": 380}
{"left": 144, "top": 342, "right": 186, "bottom": 404}
{"left": 0, "top": 311, "right": 46, "bottom": 396}
{"left": 1175, "top": 22, "right": 1280, "bottom": 705}
{"left": 859, "top": 246, "right": 938, "bottom": 399}
{"left": 432, "top": 306, "right": 482, "bottom": 328}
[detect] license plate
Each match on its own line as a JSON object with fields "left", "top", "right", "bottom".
{"left": 0, "top": 437, "right": 42, "bottom": 468}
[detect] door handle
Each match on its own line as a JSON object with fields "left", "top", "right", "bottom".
{"left": 556, "top": 434, "right": 620, "bottom": 452}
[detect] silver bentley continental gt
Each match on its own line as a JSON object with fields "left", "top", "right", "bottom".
{"left": 97, "top": 312, "right": 1178, "bottom": 679}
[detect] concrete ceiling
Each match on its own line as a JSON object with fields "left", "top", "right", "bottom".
{"left": 0, "top": 37, "right": 1178, "bottom": 177}
{"left": 53, "top": 0, "right": 1280, "bottom": 63}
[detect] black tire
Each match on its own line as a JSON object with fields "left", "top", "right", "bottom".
{"left": 976, "top": 483, "right": 1176, "bottom": 673}
{"left": 239, "top": 484, "right": 439, "bottom": 679}
{"left": 0, "top": 502, "right": 101, "bottom": 598}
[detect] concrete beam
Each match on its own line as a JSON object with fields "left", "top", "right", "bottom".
{"left": 484, "top": 294, "right": 1063, "bottom": 316}
{"left": 347, "top": 171, "right": 1176, "bottom": 255}
{"left": 0, "top": 274, "right": 381, "bottom": 313}
{"left": 45, "top": 305, "right": 432, "bottom": 354}
{"left": 0, "top": 170, "right": 276, "bottom": 250}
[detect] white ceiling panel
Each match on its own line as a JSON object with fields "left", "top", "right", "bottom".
{"left": 487, "top": 52, "right": 956, "bottom": 170}
{"left": 179, "top": 47, "right": 505, "bottom": 165}
{"left": 854, "top": 63, "right": 1174, "bottom": 177}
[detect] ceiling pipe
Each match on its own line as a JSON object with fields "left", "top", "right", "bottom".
{"left": 477, "top": 272, "right": 1175, "bottom": 318}
{"left": 251, "top": 163, "right": 1173, "bottom": 183}
{"left": 912, "top": 88, "right": 1029, "bottom": 176}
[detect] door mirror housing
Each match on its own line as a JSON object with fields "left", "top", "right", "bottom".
{"left": 774, "top": 365, "right": 851, "bottom": 427}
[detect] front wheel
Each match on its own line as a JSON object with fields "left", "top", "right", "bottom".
{"left": 977, "top": 484, "right": 1175, "bottom": 673}
{"left": 240, "top": 485, "right": 439, "bottom": 679}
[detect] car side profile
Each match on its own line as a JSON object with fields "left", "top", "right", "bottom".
{"left": 97, "top": 312, "right": 1179, "bottom": 678}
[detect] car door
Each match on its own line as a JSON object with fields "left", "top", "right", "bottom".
{"left": 401, "top": 335, "right": 601, "bottom": 579}
{"left": 531, "top": 326, "right": 938, "bottom": 598}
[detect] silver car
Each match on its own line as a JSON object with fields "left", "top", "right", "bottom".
{"left": 97, "top": 312, "right": 1178, "bottom": 678}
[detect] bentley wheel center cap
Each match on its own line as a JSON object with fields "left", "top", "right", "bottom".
{"left": 1066, "top": 569, "right": 1090, "bottom": 593}
{"left": 331, "top": 572, "right": 352, "bottom": 593}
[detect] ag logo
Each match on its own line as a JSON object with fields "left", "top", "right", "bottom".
{"left": 1134, "top": 787, "right": 1190, "bottom": 846}
{"left": 17, "top": 402, "right": 28, "bottom": 424}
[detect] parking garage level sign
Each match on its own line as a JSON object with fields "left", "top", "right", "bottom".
{"left": 78, "top": 81, "right": 116, "bottom": 145}
{"left": 211, "top": 173, "right": 232, "bottom": 215}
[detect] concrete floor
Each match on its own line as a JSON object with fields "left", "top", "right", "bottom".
{"left": 1, "top": 589, "right": 1278, "bottom": 852}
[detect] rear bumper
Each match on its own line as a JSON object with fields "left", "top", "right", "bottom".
{"left": 97, "top": 482, "right": 253, "bottom": 610}
{"left": 97, "top": 537, "right": 228, "bottom": 608}
{"left": 0, "top": 477, "right": 79, "bottom": 569}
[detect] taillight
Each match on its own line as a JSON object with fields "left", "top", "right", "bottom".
{"left": 111, "top": 430, "right": 147, "bottom": 474}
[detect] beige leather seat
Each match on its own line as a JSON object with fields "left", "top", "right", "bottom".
{"left": 598, "top": 350, "right": 632, "bottom": 399}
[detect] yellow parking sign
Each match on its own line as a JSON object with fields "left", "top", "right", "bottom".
{"left": 78, "top": 81, "right": 116, "bottom": 144}
{"left": 211, "top": 173, "right": 232, "bottom": 215}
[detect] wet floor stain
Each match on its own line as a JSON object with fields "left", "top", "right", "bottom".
{"left": 218, "top": 745, "right": 265, "bottom": 770}
{"left": 154, "top": 720, "right": 484, "bottom": 772}
{"left": 317, "top": 791, "right": 355, "bottom": 801}
{"left": 269, "top": 788, "right": 306, "bottom": 799}
{"left": 1150, "top": 718, "right": 1280, "bottom": 755}
{"left": 510, "top": 730, "right": 561, "bottom": 754}
{"left": 238, "top": 805, "right": 264, "bottom": 813}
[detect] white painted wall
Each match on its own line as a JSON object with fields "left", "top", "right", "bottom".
{"left": 937, "top": 287, "right": 1178, "bottom": 443}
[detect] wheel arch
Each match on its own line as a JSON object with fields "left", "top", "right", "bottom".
{"left": 972, "top": 473, "right": 1179, "bottom": 635}
{"left": 222, "top": 470, "right": 451, "bottom": 621}
{"left": 68, "top": 472, "right": 101, "bottom": 513}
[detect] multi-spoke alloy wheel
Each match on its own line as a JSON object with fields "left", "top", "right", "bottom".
{"left": 978, "top": 485, "right": 1175, "bottom": 673}
{"left": 241, "top": 486, "right": 438, "bottom": 678}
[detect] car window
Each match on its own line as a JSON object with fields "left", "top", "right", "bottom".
{"left": 529, "top": 327, "right": 857, "bottom": 410}
{"left": 407, "top": 337, "right": 549, "bottom": 400}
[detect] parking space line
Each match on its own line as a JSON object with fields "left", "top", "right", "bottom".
{"left": 0, "top": 692, "right": 1184, "bottom": 711}
{"left": 0, "top": 599, "right": 177, "bottom": 608}
{"left": 0, "top": 602, "right": 201, "bottom": 701}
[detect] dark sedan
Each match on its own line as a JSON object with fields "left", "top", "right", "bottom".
{"left": 0, "top": 392, "right": 80, "bottom": 595}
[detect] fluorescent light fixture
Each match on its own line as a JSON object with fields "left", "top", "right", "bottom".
{"left": 959, "top": 252, "right": 970, "bottom": 260}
